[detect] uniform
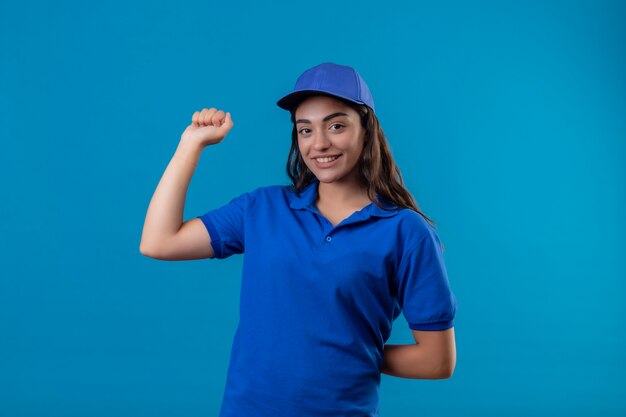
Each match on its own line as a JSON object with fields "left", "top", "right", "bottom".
{"left": 196, "top": 178, "right": 458, "bottom": 417}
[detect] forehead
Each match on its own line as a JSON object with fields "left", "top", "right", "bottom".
{"left": 294, "top": 95, "right": 355, "bottom": 119}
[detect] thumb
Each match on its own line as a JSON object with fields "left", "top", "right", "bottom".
{"left": 223, "top": 111, "right": 233, "bottom": 127}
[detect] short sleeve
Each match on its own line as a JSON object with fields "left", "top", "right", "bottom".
{"left": 195, "top": 191, "right": 249, "bottom": 259}
{"left": 395, "top": 227, "right": 457, "bottom": 331}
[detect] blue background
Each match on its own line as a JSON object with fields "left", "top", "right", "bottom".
{"left": 1, "top": 0, "right": 624, "bottom": 416}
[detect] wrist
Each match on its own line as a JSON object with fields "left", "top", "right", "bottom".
{"left": 174, "top": 141, "right": 203, "bottom": 165}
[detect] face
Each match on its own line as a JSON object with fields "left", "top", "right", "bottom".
{"left": 294, "top": 95, "right": 366, "bottom": 186}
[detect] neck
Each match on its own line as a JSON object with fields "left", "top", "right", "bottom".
{"left": 316, "top": 177, "right": 371, "bottom": 208}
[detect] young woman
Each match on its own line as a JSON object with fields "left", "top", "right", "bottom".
{"left": 140, "top": 62, "right": 458, "bottom": 417}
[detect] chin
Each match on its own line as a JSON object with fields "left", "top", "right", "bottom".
{"left": 316, "top": 177, "right": 337, "bottom": 184}
{"left": 315, "top": 174, "right": 346, "bottom": 184}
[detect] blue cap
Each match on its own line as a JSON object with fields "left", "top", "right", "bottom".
{"left": 276, "top": 62, "right": 376, "bottom": 113}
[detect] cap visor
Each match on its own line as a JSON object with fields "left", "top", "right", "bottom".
{"left": 276, "top": 90, "right": 362, "bottom": 112}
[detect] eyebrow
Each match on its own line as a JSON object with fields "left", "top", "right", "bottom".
{"left": 295, "top": 112, "right": 349, "bottom": 125}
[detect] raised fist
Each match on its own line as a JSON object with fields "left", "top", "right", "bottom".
{"left": 180, "top": 107, "right": 234, "bottom": 148}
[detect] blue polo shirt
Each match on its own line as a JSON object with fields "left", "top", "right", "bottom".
{"left": 196, "top": 179, "right": 457, "bottom": 417}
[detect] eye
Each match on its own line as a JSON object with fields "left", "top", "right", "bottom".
{"left": 298, "top": 127, "right": 311, "bottom": 135}
{"left": 330, "top": 123, "right": 344, "bottom": 130}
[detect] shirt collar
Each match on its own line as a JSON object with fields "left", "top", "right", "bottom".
{"left": 288, "top": 179, "right": 399, "bottom": 218}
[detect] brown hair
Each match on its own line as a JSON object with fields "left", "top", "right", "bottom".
{"left": 285, "top": 96, "right": 437, "bottom": 229}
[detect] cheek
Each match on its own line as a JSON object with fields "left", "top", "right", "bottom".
{"left": 297, "top": 144, "right": 311, "bottom": 164}
{"left": 350, "top": 145, "right": 366, "bottom": 167}
{"left": 296, "top": 139, "right": 306, "bottom": 154}
{"left": 350, "top": 141, "right": 365, "bottom": 158}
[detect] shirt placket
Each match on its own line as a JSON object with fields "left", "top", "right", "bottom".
{"left": 306, "top": 206, "right": 371, "bottom": 252}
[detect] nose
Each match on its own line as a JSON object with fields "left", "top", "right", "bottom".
{"left": 312, "top": 129, "right": 331, "bottom": 150}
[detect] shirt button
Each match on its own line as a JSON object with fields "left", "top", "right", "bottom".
{"left": 326, "top": 236, "right": 332, "bottom": 242}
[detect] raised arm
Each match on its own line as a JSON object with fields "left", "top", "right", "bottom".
{"left": 139, "top": 108, "right": 234, "bottom": 260}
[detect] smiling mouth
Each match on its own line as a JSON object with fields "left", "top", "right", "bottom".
{"left": 313, "top": 155, "right": 341, "bottom": 163}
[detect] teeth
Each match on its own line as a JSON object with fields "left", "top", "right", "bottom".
{"left": 315, "top": 155, "right": 339, "bottom": 163}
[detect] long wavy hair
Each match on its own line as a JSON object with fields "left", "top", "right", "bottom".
{"left": 285, "top": 95, "right": 437, "bottom": 229}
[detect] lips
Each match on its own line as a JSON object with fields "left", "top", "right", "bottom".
{"left": 314, "top": 155, "right": 340, "bottom": 163}
{"left": 312, "top": 154, "right": 341, "bottom": 168}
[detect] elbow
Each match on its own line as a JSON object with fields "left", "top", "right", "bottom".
{"left": 439, "top": 364, "right": 455, "bottom": 379}
{"left": 436, "top": 340, "right": 456, "bottom": 379}
{"left": 139, "top": 243, "right": 153, "bottom": 257}
{"left": 139, "top": 241, "right": 161, "bottom": 259}
{"left": 435, "top": 358, "right": 456, "bottom": 379}
{"left": 140, "top": 243, "right": 177, "bottom": 261}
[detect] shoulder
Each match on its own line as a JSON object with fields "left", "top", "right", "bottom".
{"left": 392, "top": 208, "right": 442, "bottom": 253}
{"left": 245, "top": 183, "right": 296, "bottom": 198}
{"left": 237, "top": 183, "right": 298, "bottom": 208}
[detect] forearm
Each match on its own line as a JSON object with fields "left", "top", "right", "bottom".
{"left": 381, "top": 343, "right": 450, "bottom": 379}
{"left": 140, "top": 141, "right": 203, "bottom": 252}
